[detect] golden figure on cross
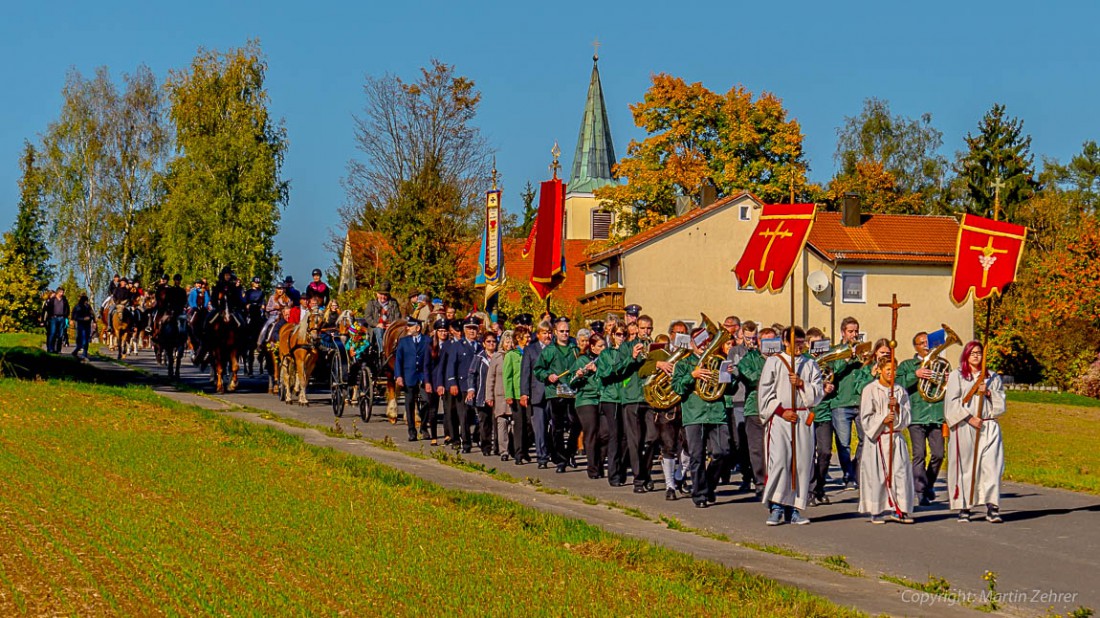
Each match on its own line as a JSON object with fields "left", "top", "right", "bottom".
{"left": 550, "top": 142, "right": 561, "bottom": 179}
{"left": 758, "top": 222, "right": 793, "bottom": 270}
{"left": 877, "top": 293, "right": 910, "bottom": 354}
{"left": 592, "top": 37, "right": 601, "bottom": 61}
{"left": 970, "top": 237, "right": 1008, "bottom": 287}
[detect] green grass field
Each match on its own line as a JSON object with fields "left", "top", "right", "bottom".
{"left": 0, "top": 375, "right": 860, "bottom": 616}
{"left": 1001, "top": 400, "right": 1100, "bottom": 494}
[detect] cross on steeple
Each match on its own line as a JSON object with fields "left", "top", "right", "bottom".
{"left": 490, "top": 158, "right": 499, "bottom": 190}
{"left": 550, "top": 142, "right": 562, "bottom": 179}
{"left": 991, "top": 175, "right": 1005, "bottom": 221}
{"left": 592, "top": 37, "right": 601, "bottom": 61}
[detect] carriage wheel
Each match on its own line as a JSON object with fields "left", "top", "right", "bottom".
{"left": 359, "top": 366, "right": 373, "bottom": 423}
{"left": 330, "top": 353, "right": 346, "bottom": 417}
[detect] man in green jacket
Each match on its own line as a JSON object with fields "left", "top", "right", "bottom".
{"left": 807, "top": 328, "right": 839, "bottom": 506}
{"left": 830, "top": 316, "right": 869, "bottom": 490}
{"left": 535, "top": 316, "right": 580, "bottom": 473}
{"left": 673, "top": 327, "right": 730, "bottom": 507}
{"left": 621, "top": 316, "right": 655, "bottom": 493}
{"left": 897, "top": 331, "right": 946, "bottom": 506}
{"left": 737, "top": 323, "right": 771, "bottom": 499}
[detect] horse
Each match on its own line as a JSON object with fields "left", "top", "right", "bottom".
{"left": 240, "top": 302, "right": 265, "bottom": 378}
{"left": 205, "top": 299, "right": 240, "bottom": 393}
{"left": 136, "top": 294, "right": 158, "bottom": 353}
{"left": 278, "top": 310, "right": 321, "bottom": 406}
{"left": 379, "top": 319, "right": 407, "bottom": 423}
{"left": 153, "top": 310, "right": 187, "bottom": 379}
{"left": 187, "top": 306, "right": 208, "bottom": 367}
{"left": 106, "top": 303, "right": 138, "bottom": 360}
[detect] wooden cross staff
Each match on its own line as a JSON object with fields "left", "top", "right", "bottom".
{"left": 878, "top": 293, "right": 909, "bottom": 516}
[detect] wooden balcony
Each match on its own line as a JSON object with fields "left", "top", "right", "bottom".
{"left": 578, "top": 285, "right": 625, "bottom": 319}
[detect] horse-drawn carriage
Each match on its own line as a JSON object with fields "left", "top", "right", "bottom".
{"left": 317, "top": 327, "right": 372, "bottom": 421}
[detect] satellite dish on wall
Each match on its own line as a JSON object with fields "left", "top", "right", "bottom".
{"left": 807, "top": 270, "right": 830, "bottom": 293}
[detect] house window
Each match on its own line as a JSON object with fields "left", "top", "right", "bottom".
{"left": 841, "top": 272, "right": 865, "bottom": 303}
{"left": 739, "top": 205, "right": 751, "bottom": 221}
{"left": 592, "top": 266, "right": 609, "bottom": 290}
{"left": 591, "top": 210, "right": 612, "bottom": 240}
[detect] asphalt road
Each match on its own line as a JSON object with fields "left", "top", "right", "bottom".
{"left": 113, "top": 348, "right": 1100, "bottom": 616}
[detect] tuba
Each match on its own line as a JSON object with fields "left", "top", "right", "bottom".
{"left": 918, "top": 324, "right": 961, "bottom": 403}
{"left": 815, "top": 344, "right": 854, "bottom": 384}
{"left": 643, "top": 345, "right": 691, "bottom": 410}
{"left": 695, "top": 314, "right": 730, "bottom": 402}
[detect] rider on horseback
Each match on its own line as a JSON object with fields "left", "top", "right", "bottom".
{"left": 305, "top": 268, "right": 330, "bottom": 309}
{"left": 258, "top": 281, "right": 293, "bottom": 347}
{"left": 208, "top": 267, "right": 245, "bottom": 326}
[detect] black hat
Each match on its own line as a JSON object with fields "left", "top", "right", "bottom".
{"left": 406, "top": 317, "right": 422, "bottom": 326}
{"left": 433, "top": 319, "right": 448, "bottom": 331}
{"left": 251, "top": 276, "right": 261, "bottom": 284}
{"left": 378, "top": 281, "right": 392, "bottom": 294}
{"left": 275, "top": 281, "right": 286, "bottom": 289}
{"left": 173, "top": 274, "right": 182, "bottom": 282}
{"left": 513, "top": 313, "right": 533, "bottom": 327}
{"left": 312, "top": 268, "right": 322, "bottom": 276}
{"left": 589, "top": 320, "right": 605, "bottom": 335}
{"left": 463, "top": 316, "right": 481, "bottom": 328}
{"left": 625, "top": 304, "right": 642, "bottom": 316}
{"left": 284, "top": 276, "right": 294, "bottom": 285}
{"left": 159, "top": 273, "right": 168, "bottom": 281}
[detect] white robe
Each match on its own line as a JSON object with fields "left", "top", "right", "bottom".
{"left": 759, "top": 353, "right": 824, "bottom": 510}
{"left": 945, "top": 369, "right": 1006, "bottom": 508}
{"left": 858, "top": 381, "right": 915, "bottom": 515}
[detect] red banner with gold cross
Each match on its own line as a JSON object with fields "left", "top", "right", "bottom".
{"left": 733, "top": 203, "right": 816, "bottom": 293}
{"left": 950, "top": 214, "right": 1027, "bottom": 305}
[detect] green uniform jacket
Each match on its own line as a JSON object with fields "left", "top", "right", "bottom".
{"left": 596, "top": 345, "right": 625, "bottom": 404}
{"left": 503, "top": 348, "right": 523, "bottom": 400}
{"left": 569, "top": 353, "right": 601, "bottom": 407}
{"left": 617, "top": 337, "right": 647, "bottom": 404}
{"left": 673, "top": 353, "right": 727, "bottom": 425}
{"left": 897, "top": 356, "right": 946, "bottom": 424}
{"left": 813, "top": 357, "right": 849, "bottom": 424}
{"left": 831, "top": 363, "right": 873, "bottom": 410}
{"left": 534, "top": 341, "right": 579, "bottom": 399}
{"left": 737, "top": 350, "right": 765, "bottom": 417}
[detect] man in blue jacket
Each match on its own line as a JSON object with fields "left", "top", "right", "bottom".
{"left": 447, "top": 317, "right": 483, "bottom": 453}
{"left": 395, "top": 318, "right": 429, "bottom": 441}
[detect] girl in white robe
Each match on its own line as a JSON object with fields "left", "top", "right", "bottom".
{"left": 944, "top": 340, "right": 1006, "bottom": 523}
{"left": 858, "top": 359, "right": 916, "bottom": 523}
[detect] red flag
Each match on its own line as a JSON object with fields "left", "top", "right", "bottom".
{"left": 950, "top": 214, "right": 1027, "bottom": 305}
{"left": 529, "top": 178, "right": 566, "bottom": 301}
{"left": 521, "top": 215, "right": 538, "bottom": 258}
{"left": 733, "top": 203, "right": 816, "bottom": 293}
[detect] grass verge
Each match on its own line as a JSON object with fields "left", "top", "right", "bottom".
{"left": 0, "top": 376, "right": 862, "bottom": 616}
{"left": 1000, "top": 400, "right": 1100, "bottom": 494}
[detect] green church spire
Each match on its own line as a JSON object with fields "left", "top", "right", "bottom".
{"left": 568, "top": 53, "right": 617, "bottom": 194}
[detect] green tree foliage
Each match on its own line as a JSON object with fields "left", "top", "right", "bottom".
{"left": 160, "top": 40, "right": 288, "bottom": 286}
{"left": 595, "top": 74, "right": 815, "bottom": 237}
{"left": 957, "top": 103, "right": 1036, "bottom": 222}
{"left": 1043, "top": 140, "right": 1100, "bottom": 214}
{"left": 0, "top": 234, "right": 46, "bottom": 333}
{"left": 344, "top": 60, "right": 492, "bottom": 292}
{"left": 9, "top": 142, "right": 52, "bottom": 293}
{"left": 829, "top": 98, "right": 949, "bottom": 213}
{"left": 509, "top": 180, "right": 538, "bottom": 238}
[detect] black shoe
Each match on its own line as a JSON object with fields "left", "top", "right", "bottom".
{"left": 706, "top": 492, "right": 716, "bottom": 504}
{"left": 737, "top": 479, "right": 753, "bottom": 493}
{"left": 665, "top": 488, "right": 677, "bottom": 501}
{"left": 918, "top": 495, "right": 933, "bottom": 507}
{"left": 556, "top": 463, "right": 567, "bottom": 473}
{"left": 537, "top": 462, "right": 548, "bottom": 469}
{"left": 408, "top": 435, "right": 418, "bottom": 442}
{"left": 492, "top": 448, "right": 500, "bottom": 456}
{"left": 461, "top": 447, "right": 472, "bottom": 454}
{"left": 482, "top": 449, "right": 492, "bottom": 457}
{"left": 633, "top": 486, "right": 647, "bottom": 494}
{"left": 694, "top": 501, "right": 708, "bottom": 508}
{"left": 643, "top": 480, "right": 655, "bottom": 492}
{"left": 609, "top": 480, "right": 624, "bottom": 488}
{"left": 501, "top": 454, "right": 510, "bottom": 462}
{"left": 568, "top": 456, "right": 578, "bottom": 469}
{"left": 678, "top": 482, "right": 691, "bottom": 496}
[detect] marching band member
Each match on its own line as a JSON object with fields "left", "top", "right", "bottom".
{"left": 737, "top": 323, "right": 770, "bottom": 499}
{"left": 806, "top": 327, "right": 836, "bottom": 506}
{"left": 672, "top": 327, "right": 730, "bottom": 507}
{"left": 620, "top": 316, "right": 654, "bottom": 492}
{"left": 759, "top": 326, "right": 824, "bottom": 526}
{"left": 569, "top": 333, "right": 609, "bottom": 479}
{"left": 535, "top": 316, "right": 580, "bottom": 473}
{"left": 600, "top": 324, "right": 629, "bottom": 486}
{"left": 945, "top": 341, "right": 1006, "bottom": 523}
{"left": 897, "top": 331, "right": 947, "bottom": 506}
{"left": 830, "top": 317, "right": 866, "bottom": 490}
{"left": 858, "top": 357, "right": 915, "bottom": 524}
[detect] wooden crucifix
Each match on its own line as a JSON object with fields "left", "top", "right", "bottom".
{"left": 877, "top": 293, "right": 909, "bottom": 516}
{"left": 990, "top": 175, "right": 1005, "bottom": 221}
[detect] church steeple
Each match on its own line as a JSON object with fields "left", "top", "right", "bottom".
{"left": 568, "top": 53, "right": 617, "bottom": 194}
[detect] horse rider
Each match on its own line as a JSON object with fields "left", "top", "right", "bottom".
{"left": 187, "top": 279, "right": 207, "bottom": 318}
{"left": 208, "top": 267, "right": 244, "bottom": 325}
{"left": 305, "top": 268, "right": 330, "bottom": 308}
{"left": 283, "top": 276, "right": 301, "bottom": 305}
{"left": 258, "top": 281, "right": 293, "bottom": 347}
{"left": 244, "top": 276, "right": 266, "bottom": 322}
{"left": 108, "top": 277, "right": 133, "bottom": 322}
{"left": 164, "top": 274, "right": 187, "bottom": 318}
{"left": 364, "top": 280, "right": 400, "bottom": 351}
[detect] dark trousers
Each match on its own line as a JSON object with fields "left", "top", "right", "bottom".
{"left": 442, "top": 391, "right": 458, "bottom": 443}
{"left": 420, "top": 390, "right": 439, "bottom": 439}
{"left": 601, "top": 402, "right": 627, "bottom": 484}
{"left": 812, "top": 421, "right": 834, "bottom": 498}
{"left": 47, "top": 316, "right": 66, "bottom": 352}
{"left": 909, "top": 423, "right": 945, "bottom": 498}
{"left": 403, "top": 384, "right": 422, "bottom": 439}
{"left": 623, "top": 402, "right": 657, "bottom": 487}
{"left": 513, "top": 403, "right": 533, "bottom": 461}
{"left": 455, "top": 398, "right": 475, "bottom": 450}
{"left": 75, "top": 322, "right": 91, "bottom": 357}
{"left": 684, "top": 423, "right": 730, "bottom": 504}
{"left": 736, "top": 416, "right": 752, "bottom": 484}
{"left": 532, "top": 401, "right": 550, "bottom": 464}
{"left": 744, "top": 415, "right": 766, "bottom": 488}
{"left": 476, "top": 404, "right": 493, "bottom": 454}
{"left": 549, "top": 398, "right": 579, "bottom": 464}
{"left": 653, "top": 407, "right": 682, "bottom": 458}
{"left": 577, "top": 404, "right": 609, "bottom": 478}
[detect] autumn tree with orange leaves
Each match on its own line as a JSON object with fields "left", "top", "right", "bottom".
{"left": 595, "top": 74, "right": 815, "bottom": 237}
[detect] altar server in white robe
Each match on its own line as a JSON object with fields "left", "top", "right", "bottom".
{"left": 944, "top": 340, "right": 1006, "bottom": 523}
{"left": 759, "top": 326, "right": 824, "bottom": 526}
{"left": 859, "top": 358, "right": 916, "bottom": 524}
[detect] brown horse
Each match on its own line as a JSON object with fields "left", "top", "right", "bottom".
{"left": 278, "top": 311, "right": 321, "bottom": 406}
{"left": 103, "top": 302, "right": 137, "bottom": 360}
{"left": 206, "top": 302, "right": 240, "bottom": 393}
{"left": 380, "top": 319, "right": 407, "bottom": 422}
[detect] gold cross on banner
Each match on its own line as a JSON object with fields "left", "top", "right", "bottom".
{"left": 970, "top": 237, "right": 1008, "bottom": 287}
{"left": 758, "top": 222, "right": 793, "bottom": 270}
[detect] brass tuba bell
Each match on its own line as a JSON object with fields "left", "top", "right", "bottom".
{"left": 918, "top": 324, "right": 961, "bottom": 403}
{"left": 694, "top": 314, "right": 731, "bottom": 402}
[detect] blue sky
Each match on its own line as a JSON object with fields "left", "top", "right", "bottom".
{"left": 2, "top": 1, "right": 1097, "bottom": 283}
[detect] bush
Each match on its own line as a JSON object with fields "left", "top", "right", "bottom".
{"left": 1073, "top": 354, "right": 1100, "bottom": 399}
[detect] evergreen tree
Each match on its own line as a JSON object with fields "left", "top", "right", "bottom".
{"left": 9, "top": 141, "right": 52, "bottom": 292}
{"left": 1044, "top": 140, "right": 1100, "bottom": 214}
{"left": 512, "top": 180, "right": 538, "bottom": 238}
{"left": 160, "top": 40, "right": 288, "bottom": 285}
{"left": 957, "top": 103, "right": 1036, "bottom": 222}
{"left": 0, "top": 234, "right": 45, "bottom": 333}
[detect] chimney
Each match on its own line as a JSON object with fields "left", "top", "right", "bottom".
{"left": 700, "top": 179, "right": 717, "bottom": 208}
{"left": 841, "top": 193, "right": 861, "bottom": 227}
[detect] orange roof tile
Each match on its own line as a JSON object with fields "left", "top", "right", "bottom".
{"left": 808, "top": 212, "right": 958, "bottom": 264}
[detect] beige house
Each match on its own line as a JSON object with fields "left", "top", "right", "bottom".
{"left": 577, "top": 193, "right": 973, "bottom": 358}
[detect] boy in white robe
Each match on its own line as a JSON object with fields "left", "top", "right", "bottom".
{"left": 859, "top": 358, "right": 916, "bottom": 524}
{"left": 944, "top": 341, "right": 1006, "bottom": 523}
{"left": 759, "top": 326, "right": 824, "bottom": 525}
